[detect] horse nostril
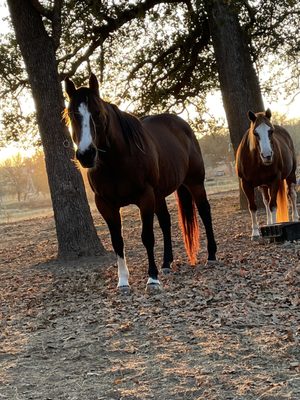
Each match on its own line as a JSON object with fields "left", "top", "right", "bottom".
{"left": 76, "top": 146, "right": 97, "bottom": 168}
{"left": 86, "top": 146, "right": 96, "bottom": 159}
{"left": 260, "top": 152, "right": 272, "bottom": 161}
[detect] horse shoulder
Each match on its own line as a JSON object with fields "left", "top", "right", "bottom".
{"left": 274, "top": 125, "right": 295, "bottom": 150}
{"left": 273, "top": 127, "right": 296, "bottom": 177}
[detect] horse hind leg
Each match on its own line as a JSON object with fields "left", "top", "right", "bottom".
{"left": 187, "top": 183, "right": 217, "bottom": 264}
{"left": 259, "top": 186, "right": 272, "bottom": 225}
{"left": 287, "top": 180, "right": 299, "bottom": 221}
{"left": 155, "top": 198, "right": 173, "bottom": 274}
{"left": 138, "top": 186, "right": 161, "bottom": 292}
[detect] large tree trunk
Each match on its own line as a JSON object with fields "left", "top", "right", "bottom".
{"left": 7, "top": 0, "right": 106, "bottom": 259}
{"left": 206, "top": 0, "right": 265, "bottom": 208}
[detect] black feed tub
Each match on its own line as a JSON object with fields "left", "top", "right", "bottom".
{"left": 260, "top": 222, "right": 300, "bottom": 242}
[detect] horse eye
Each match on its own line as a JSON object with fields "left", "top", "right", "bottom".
{"left": 69, "top": 110, "right": 76, "bottom": 120}
{"left": 70, "top": 111, "right": 81, "bottom": 121}
{"left": 268, "top": 129, "right": 274, "bottom": 135}
{"left": 254, "top": 131, "right": 259, "bottom": 138}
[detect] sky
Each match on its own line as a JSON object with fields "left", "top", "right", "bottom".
{"left": 205, "top": 89, "right": 300, "bottom": 121}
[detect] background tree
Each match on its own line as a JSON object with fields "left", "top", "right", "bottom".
{"left": 199, "top": 130, "right": 234, "bottom": 170}
{"left": 28, "top": 150, "right": 50, "bottom": 197}
{"left": 6, "top": 0, "right": 105, "bottom": 259}
{"left": 0, "top": 154, "right": 28, "bottom": 202}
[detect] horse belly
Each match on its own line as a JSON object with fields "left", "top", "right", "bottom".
{"left": 145, "top": 128, "right": 191, "bottom": 195}
{"left": 157, "top": 154, "right": 189, "bottom": 196}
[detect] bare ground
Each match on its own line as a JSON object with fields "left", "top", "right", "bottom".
{"left": 0, "top": 191, "right": 299, "bottom": 400}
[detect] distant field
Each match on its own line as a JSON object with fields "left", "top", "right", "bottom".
{"left": 0, "top": 197, "right": 53, "bottom": 224}
{"left": 2, "top": 175, "right": 300, "bottom": 224}
{"left": 205, "top": 175, "right": 239, "bottom": 194}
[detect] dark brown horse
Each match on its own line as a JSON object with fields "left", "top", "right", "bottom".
{"left": 236, "top": 108, "right": 299, "bottom": 238}
{"left": 64, "top": 73, "right": 217, "bottom": 291}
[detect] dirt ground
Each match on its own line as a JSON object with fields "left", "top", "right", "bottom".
{"left": 0, "top": 191, "right": 299, "bottom": 400}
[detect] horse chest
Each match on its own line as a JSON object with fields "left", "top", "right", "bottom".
{"left": 243, "top": 162, "right": 279, "bottom": 187}
{"left": 88, "top": 168, "right": 145, "bottom": 205}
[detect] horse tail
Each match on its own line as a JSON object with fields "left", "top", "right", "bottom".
{"left": 276, "top": 180, "right": 289, "bottom": 222}
{"left": 175, "top": 185, "right": 199, "bottom": 266}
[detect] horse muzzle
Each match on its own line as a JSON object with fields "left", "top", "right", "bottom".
{"left": 76, "top": 146, "right": 97, "bottom": 168}
{"left": 260, "top": 154, "right": 273, "bottom": 165}
{"left": 260, "top": 150, "right": 273, "bottom": 165}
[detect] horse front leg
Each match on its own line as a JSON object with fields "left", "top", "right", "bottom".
{"left": 138, "top": 187, "right": 160, "bottom": 292}
{"left": 241, "top": 180, "right": 259, "bottom": 238}
{"left": 95, "top": 196, "right": 130, "bottom": 292}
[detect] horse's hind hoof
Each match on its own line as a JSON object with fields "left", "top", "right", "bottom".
{"left": 205, "top": 259, "right": 218, "bottom": 267}
{"left": 117, "top": 285, "right": 131, "bottom": 294}
{"left": 161, "top": 267, "right": 172, "bottom": 275}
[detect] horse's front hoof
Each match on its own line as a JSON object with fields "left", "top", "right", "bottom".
{"left": 117, "top": 285, "right": 131, "bottom": 294}
{"left": 145, "top": 278, "right": 162, "bottom": 293}
{"left": 145, "top": 282, "right": 162, "bottom": 293}
{"left": 251, "top": 235, "right": 260, "bottom": 241}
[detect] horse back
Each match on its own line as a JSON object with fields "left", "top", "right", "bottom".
{"left": 142, "top": 114, "right": 205, "bottom": 195}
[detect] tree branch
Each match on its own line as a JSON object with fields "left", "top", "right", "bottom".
{"left": 30, "top": 0, "right": 53, "bottom": 20}
{"left": 242, "top": 0, "right": 256, "bottom": 25}
{"left": 61, "top": 0, "right": 189, "bottom": 78}
{"left": 52, "top": 0, "right": 63, "bottom": 50}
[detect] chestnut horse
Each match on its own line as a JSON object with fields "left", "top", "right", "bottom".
{"left": 236, "top": 108, "right": 299, "bottom": 238}
{"left": 64, "top": 73, "right": 217, "bottom": 291}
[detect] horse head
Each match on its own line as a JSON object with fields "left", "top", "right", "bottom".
{"left": 248, "top": 108, "right": 274, "bottom": 165}
{"left": 64, "top": 73, "right": 108, "bottom": 168}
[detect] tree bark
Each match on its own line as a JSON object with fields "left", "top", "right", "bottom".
{"left": 7, "top": 0, "right": 106, "bottom": 259}
{"left": 205, "top": 0, "right": 265, "bottom": 208}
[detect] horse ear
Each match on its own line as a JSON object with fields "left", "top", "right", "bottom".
{"left": 265, "top": 108, "right": 272, "bottom": 120}
{"left": 89, "top": 73, "right": 100, "bottom": 96}
{"left": 65, "top": 77, "right": 76, "bottom": 99}
{"left": 248, "top": 110, "right": 256, "bottom": 122}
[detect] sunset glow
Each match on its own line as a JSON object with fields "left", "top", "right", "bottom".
{"left": 0, "top": 144, "right": 36, "bottom": 162}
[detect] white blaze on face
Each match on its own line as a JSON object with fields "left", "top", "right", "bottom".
{"left": 78, "top": 103, "right": 92, "bottom": 152}
{"left": 255, "top": 123, "right": 273, "bottom": 159}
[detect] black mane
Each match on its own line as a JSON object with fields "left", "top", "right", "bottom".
{"left": 109, "top": 104, "right": 146, "bottom": 153}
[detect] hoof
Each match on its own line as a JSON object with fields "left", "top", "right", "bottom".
{"left": 161, "top": 267, "right": 172, "bottom": 275}
{"left": 145, "top": 282, "right": 162, "bottom": 294}
{"left": 146, "top": 278, "right": 162, "bottom": 293}
{"left": 117, "top": 285, "right": 131, "bottom": 294}
{"left": 205, "top": 259, "right": 218, "bottom": 267}
{"left": 251, "top": 235, "right": 260, "bottom": 241}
